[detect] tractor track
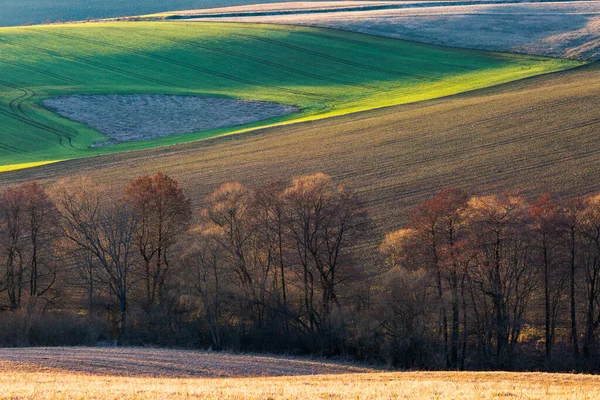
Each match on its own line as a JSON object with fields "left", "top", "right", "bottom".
{"left": 35, "top": 30, "right": 330, "bottom": 101}
{"left": 110, "top": 26, "right": 378, "bottom": 91}
{"left": 0, "top": 59, "right": 84, "bottom": 86}
{"left": 0, "top": 105, "right": 75, "bottom": 150}
{"left": 234, "top": 32, "right": 429, "bottom": 80}
{"left": 0, "top": 79, "right": 76, "bottom": 148}
{"left": 377, "top": 95, "right": 588, "bottom": 145}
{"left": 0, "top": 37, "right": 183, "bottom": 89}
{"left": 263, "top": 28, "right": 479, "bottom": 72}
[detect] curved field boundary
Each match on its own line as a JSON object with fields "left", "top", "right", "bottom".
{"left": 160, "top": 0, "right": 554, "bottom": 20}
{"left": 0, "top": 22, "right": 582, "bottom": 172}
{"left": 2, "top": 62, "right": 599, "bottom": 250}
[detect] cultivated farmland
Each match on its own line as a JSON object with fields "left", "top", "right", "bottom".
{"left": 2, "top": 0, "right": 600, "bottom": 396}
{"left": 0, "top": 21, "right": 580, "bottom": 172}
{"left": 2, "top": 62, "right": 599, "bottom": 241}
{"left": 170, "top": 0, "right": 600, "bottom": 60}
{"left": 0, "top": 348, "right": 599, "bottom": 399}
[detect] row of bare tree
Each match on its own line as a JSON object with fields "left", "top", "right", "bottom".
{"left": 181, "top": 173, "right": 368, "bottom": 352}
{"left": 0, "top": 172, "right": 366, "bottom": 350}
{"left": 0, "top": 174, "right": 599, "bottom": 370}
{"left": 380, "top": 189, "right": 600, "bottom": 369}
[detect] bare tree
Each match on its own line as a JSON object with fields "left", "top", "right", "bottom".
{"left": 384, "top": 188, "right": 470, "bottom": 369}
{"left": 578, "top": 194, "right": 600, "bottom": 358}
{"left": 562, "top": 198, "right": 586, "bottom": 358}
{"left": 282, "top": 173, "right": 367, "bottom": 341}
{"left": 124, "top": 172, "right": 191, "bottom": 307}
{"left": 55, "top": 185, "right": 137, "bottom": 344}
{"left": 0, "top": 185, "right": 26, "bottom": 311}
{"left": 253, "top": 181, "right": 290, "bottom": 336}
{"left": 0, "top": 182, "right": 59, "bottom": 311}
{"left": 529, "top": 194, "right": 566, "bottom": 363}
{"left": 181, "top": 230, "right": 225, "bottom": 350}
{"left": 465, "top": 193, "right": 537, "bottom": 366}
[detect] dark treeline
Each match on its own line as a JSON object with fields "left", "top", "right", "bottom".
{"left": 0, "top": 173, "right": 599, "bottom": 372}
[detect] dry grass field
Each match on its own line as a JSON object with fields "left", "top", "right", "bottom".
{"left": 0, "top": 348, "right": 599, "bottom": 399}
{"left": 2, "top": 63, "right": 600, "bottom": 239}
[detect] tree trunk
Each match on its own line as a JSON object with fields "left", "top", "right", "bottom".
{"left": 450, "top": 271, "right": 459, "bottom": 369}
{"left": 118, "top": 294, "right": 127, "bottom": 346}
{"left": 570, "top": 228, "right": 579, "bottom": 359}
{"left": 543, "top": 238, "right": 552, "bottom": 362}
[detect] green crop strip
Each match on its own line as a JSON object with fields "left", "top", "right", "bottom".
{"left": 0, "top": 21, "right": 583, "bottom": 171}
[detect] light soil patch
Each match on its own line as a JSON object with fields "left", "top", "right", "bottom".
{"left": 0, "top": 347, "right": 375, "bottom": 378}
{"left": 178, "top": 0, "right": 600, "bottom": 60}
{"left": 43, "top": 94, "right": 299, "bottom": 147}
{"left": 151, "top": 1, "right": 398, "bottom": 16}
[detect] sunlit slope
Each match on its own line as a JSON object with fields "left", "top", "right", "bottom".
{"left": 0, "top": 22, "right": 581, "bottom": 170}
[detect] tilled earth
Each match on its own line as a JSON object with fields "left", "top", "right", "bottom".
{"left": 182, "top": 0, "right": 600, "bottom": 61}
{"left": 0, "top": 347, "right": 375, "bottom": 378}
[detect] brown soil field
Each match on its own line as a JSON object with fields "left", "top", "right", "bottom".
{"left": 175, "top": 0, "right": 600, "bottom": 60}
{"left": 2, "top": 63, "right": 600, "bottom": 241}
{"left": 1, "top": 348, "right": 599, "bottom": 399}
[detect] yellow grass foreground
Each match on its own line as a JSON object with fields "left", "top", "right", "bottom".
{"left": 1, "top": 364, "right": 600, "bottom": 399}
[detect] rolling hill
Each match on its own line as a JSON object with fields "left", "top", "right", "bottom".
{"left": 1, "top": 62, "right": 598, "bottom": 239}
{"left": 0, "top": 0, "right": 318, "bottom": 27}
{"left": 0, "top": 21, "right": 580, "bottom": 172}
{"left": 165, "top": 0, "right": 600, "bottom": 60}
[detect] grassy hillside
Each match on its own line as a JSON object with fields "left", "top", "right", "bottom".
{"left": 1, "top": 348, "right": 599, "bottom": 399}
{"left": 2, "top": 63, "right": 598, "bottom": 239}
{"left": 0, "top": 21, "right": 580, "bottom": 172}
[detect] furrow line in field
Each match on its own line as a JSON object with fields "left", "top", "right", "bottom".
{"left": 364, "top": 134, "right": 593, "bottom": 206}
{"left": 377, "top": 96, "right": 589, "bottom": 145}
{"left": 0, "top": 37, "right": 183, "bottom": 89}
{"left": 449, "top": 97, "right": 586, "bottom": 130}
{"left": 380, "top": 115, "right": 600, "bottom": 170}
{"left": 110, "top": 26, "right": 378, "bottom": 90}
{"left": 0, "top": 102, "right": 75, "bottom": 150}
{"left": 0, "top": 136, "right": 29, "bottom": 155}
{"left": 38, "top": 30, "right": 330, "bottom": 100}
{"left": 476, "top": 117, "right": 600, "bottom": 151}
{"left": 0, "top": 144, "right": 28, "bottom": 155}
{"left": 234, "top": 32, "right": 428, "bottom": 80}
{"left": 0, "top": 59, "right": 84, "bottom": 86}
{"left": 7, "top": 87, "right": 32, "bottom": 115}
{"left": 275, "top": 29, "right": 479, "bottom": 72}
{"left": 0, "top": 79, "right": 78, "bottom": 142}
{"left": 0, "top": 106, "right": 73, "bottom": 145}
{"left": 390, "top": 116, "right": 600, "bottom": 175}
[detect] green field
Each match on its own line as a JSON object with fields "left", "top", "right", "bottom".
{"left": 0, "top": 21, "right": 581, "bottom": 172}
